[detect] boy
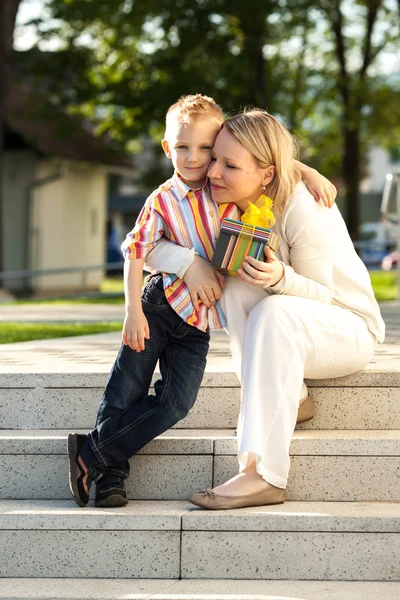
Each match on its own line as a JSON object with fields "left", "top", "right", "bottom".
{"left": 67, "top": 94, "right": 334, "bottom": 508}
{"left": 67, "top": 94, "right": 239, "bottom": 507}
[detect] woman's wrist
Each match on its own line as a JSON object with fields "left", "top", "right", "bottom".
{"left": 144, "top": 241, "right": 195, "bottom": 279}
{"left": 269, "top": 262, "right": 286, "bottom": 291}
{"left": 274, "top": 261, "right": 285, "bottom": 285}
{"left": 180, "top": 250, "right": 197, "bottom": 279}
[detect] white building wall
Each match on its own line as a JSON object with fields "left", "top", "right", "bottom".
{"left": 363, "top": 146, "right": 400, "bottom": 193}
{"left": 30, "top": 160, "right": 107, "bottom": 292}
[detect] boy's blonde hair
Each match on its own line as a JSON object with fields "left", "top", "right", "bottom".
{"left": 223, "top": 109, "right": 301, "bottom": 213}
{"left": 165, "top": 94, "right": 224, "bottom": 137}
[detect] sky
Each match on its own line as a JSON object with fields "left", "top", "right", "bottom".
{"left": 14, "top": 0, "right": 48, "bottom": 51}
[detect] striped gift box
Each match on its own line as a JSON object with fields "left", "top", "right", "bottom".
{"left": 211, "top": 218, "right": 279, "bottom": 276}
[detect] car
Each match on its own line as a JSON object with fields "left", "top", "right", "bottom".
{"left": 381, "top": 250, "right": 399, "bottom": 271}
{"left": 358, "top": 222, "right": 393, "bottom": 267}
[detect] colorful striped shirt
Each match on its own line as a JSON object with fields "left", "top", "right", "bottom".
{"left": 121, "top": 173, "right": 239, "bottom": 331}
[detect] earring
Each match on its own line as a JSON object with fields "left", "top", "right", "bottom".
{"left": 261, "top": 184, "right": 267, "bottom": 192}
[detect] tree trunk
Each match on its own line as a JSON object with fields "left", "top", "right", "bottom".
{"left": 240, "top": 12, "right": 269, "bottom": 109}
{"left": 0, "top": 0, "right": 21, "bottom": 274}
{"left": 288, "top": 23, "right": 309, "bottom": 131}
{"left": 342, "top": 123, "right": 360, "bottom": 240}
{"left": 247, "top": 33, "right": 269, "bottom": 108}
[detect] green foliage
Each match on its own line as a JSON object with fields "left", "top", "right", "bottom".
{"left": 17, "top": 0, "right": 400, "bottom": 194}
{"left": 21, "top": 0, "right": 296, "bottom": 140}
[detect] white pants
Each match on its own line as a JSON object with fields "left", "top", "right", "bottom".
{"left": 221, "top": 277, "right": 377, "bottom": 489}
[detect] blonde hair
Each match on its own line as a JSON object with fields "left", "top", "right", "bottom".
{"left": 165, "top": 94, "right": 224, "bottom": 138}
{"left": 223, "top": 109, "right": 301, "bottom": 213}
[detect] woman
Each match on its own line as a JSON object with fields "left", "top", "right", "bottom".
{"left": 145, "top": 109, "right": 385, "bottom": 509}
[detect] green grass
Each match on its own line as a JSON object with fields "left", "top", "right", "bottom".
{"left": 0, "top": 322, "right": 123, "bottom": 344}
{"left": 3, "top": 278, "right": 125, "bottom": 306}
{"left": 100, "top": 277, "right": 124, "bottom": 294}
{"left": 1, "top": 269, "right": 397, "bottom": 342}
{"left": 370, "top": 270, "right": 398, "bottom": 302}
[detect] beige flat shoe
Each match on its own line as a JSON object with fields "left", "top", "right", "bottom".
{"left": 297, "top": 395, "right": 314, "bottom": 424}
{"left": 190, "top": 483, "right": 285, "bottom": 510}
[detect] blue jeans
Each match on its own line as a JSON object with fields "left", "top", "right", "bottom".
{"left": 88, "top": 275, "right": 210, "bottom": 479}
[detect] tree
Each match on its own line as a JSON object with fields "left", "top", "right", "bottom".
{"left": 22, "top": 0, "right": 400, "bottom": 235}
{"left": 318, "top": 0, "right": 400, "bottom": 238}
{"left": 0, "top": 0, "right": 21, "bottom": 273}
{"left": 24, "top": 0, "right": 292, "bottom": 140}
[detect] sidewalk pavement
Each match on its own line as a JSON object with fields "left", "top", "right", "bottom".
{"left": 0, "top": 303, "right": 125, "bottom": 323}
{"left": 0, "top": 302, "right": 398, "bottom": 374}
{"left": 0, "top": 330, "right": 232, "bottom": 374}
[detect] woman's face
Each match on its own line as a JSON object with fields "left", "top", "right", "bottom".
{"left": 207, "top": 128, "right": 273, "bottom": 211}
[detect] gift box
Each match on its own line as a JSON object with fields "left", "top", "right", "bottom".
{"left": 211, "top": 196, "right": 279, "bottom": 276}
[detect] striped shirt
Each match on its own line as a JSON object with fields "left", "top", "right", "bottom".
{"left": 121, "top": 173, "right": 240, "bottom": 331}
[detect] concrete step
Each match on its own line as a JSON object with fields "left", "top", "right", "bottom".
{"left": 1, "top": 579, "right": 400, "bottom": 599}
{"left": 1, "top": 371, "right": 399, "bottom": 431}
{"left": 180, "top": 501, "right": 400, "bottom": 581}
{"left": 0, "top": 500, "right": 400, "bottom": 581}
{"left": 1, "top": 429, "right": 399, "bottom": 502}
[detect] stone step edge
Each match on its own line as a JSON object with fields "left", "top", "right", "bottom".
{"left": 2, "top": 428, "right": 400, "bottom": 457}
{"left": 2, "top": 500, "right": 400, "bottom": 533}
{"left": 0, "top": 367, "right": 399, "bottom": 388}
{"left": 1, "top": 578, "right": 400, "bottom": 600}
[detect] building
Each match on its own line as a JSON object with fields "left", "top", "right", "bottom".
{"left": 360, "top": 145, "right": 400, "bottom": 223}
{"left": 1, "top": 84, "right": 132, "bottom": 294}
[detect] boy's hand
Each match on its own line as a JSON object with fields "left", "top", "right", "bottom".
{"left": 183, "top": 255, "right": 224, "bottom": 311}
{"left": 122, "top": 309, "right": 150, "bottom": 352}
{"left": 303, "top": 169, "right": 337, "bottom": 208}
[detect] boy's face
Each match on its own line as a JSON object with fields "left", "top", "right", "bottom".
{"left": 162, "top": 117, "right": 221, "bottom": 189}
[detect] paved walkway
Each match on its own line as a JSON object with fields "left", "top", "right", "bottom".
{"left": 0, "top": 331, "right": 232, "bottom": 374}
{"left": 0, "top": 303, "right": 125, "bottom": 323}
{"left": 0, "top": 302, "right": 398, "bottom": 374}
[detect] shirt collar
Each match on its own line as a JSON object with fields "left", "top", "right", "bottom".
{"left": 172, "top": 171, "right": 208, "bottom": 201}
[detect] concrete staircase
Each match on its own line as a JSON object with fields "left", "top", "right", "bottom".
{"left": 1, "top": 356, "right": 400, "bottom": 599}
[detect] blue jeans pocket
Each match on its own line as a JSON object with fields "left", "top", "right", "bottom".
{"left": 142, "top": 275, "right": 169, "bottom": 309}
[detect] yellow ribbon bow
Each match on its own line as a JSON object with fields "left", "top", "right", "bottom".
{"left": 241, "top": 194, "right": 276, "bottom": 229}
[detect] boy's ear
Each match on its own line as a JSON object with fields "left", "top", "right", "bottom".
{"left": 161, "top": 139, "right": 171, "bottom": 158}
{"left": 262, "top": 165, "right": 276, "bottom": 186}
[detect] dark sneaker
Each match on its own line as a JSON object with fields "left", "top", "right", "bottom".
{"left": 67, "top": 433, "right": 94, "bottom": 507}
{"left": 95, "top": 475, "right": 128, "bottom": 508}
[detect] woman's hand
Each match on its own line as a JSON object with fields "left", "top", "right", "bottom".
{"left": 237, "top": 247, "right": 284, "bottom": 289}
{"left": 122, "top": 309, "right": 150, "bottom": 352}
{"left": 183, "top": 255, "right": 225, "bottom": 310}
{"left": 302, "top": 168, "right": 337, "bottom": 208}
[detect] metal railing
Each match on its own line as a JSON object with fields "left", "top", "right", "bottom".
{"left": 0, "top": 262, "right": 124, "bottom": 294}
